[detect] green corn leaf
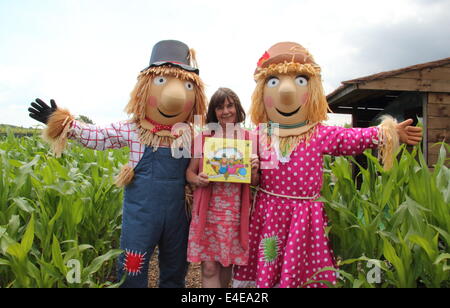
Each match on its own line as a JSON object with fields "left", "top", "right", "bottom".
{"left": 12, "top": 197, "right": 35, "bottom": 213}
{"left": 0, "top": 258, "right": 10, "bottom": 266}
{"left": 105, "top": 273, "right": 127, "bottom": 288}
{"left": 51, "top": 235, "right": 66, "bottom": 275}
{"left": 7, "top": 159, "right": 23, "bottom": 168}
{"left": 26, "top": 260, "right": 41, "bottom": 283}
{"left": 6, "top": 242, "right": 25, "bottom": 260}
{"left": 63, "top": 244, "right": 95, "bottom": 263}
{"left": 383, "top": 238, "right": 407, "bottom": 286}
{"left": 37, "top": 259, "right": 64, "bottom": 279}
{"left": 82, "top": 249, "right": 123, "bottom": 278}
{"left": 20, "top": 214, "right": 35, "bottom": 255}
{"left": 430, "top": 225, "right": 450, "bottom": 248}
{"left": 19, "top": 155, "right": 40, "bottom": 171}
{"left": 434, "top": 253, "right": 450, "bottom": 266}
{"left": 408, "top": 234, "right": 437, "bottom": 260}
{"left": 7, "top": 215, "right": 20, "bottom": 237}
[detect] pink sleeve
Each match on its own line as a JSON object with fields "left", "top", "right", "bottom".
{"left": 67, "top": 120, "right": 132, "bottom": 151}
{"left": 319, "top": 125, "right": 380, "bottom": 156}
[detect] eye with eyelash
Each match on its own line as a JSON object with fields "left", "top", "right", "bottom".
{"left": 295, "top": 75, "right": 309, "bottom": 86}
{"left": 266, "top": 76, "right": 280, "bottom": 88}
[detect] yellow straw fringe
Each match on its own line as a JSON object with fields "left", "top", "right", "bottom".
{"left": 274, "top": 126, "right": 317, "bottom": 157}
{"left": 137, "top": 123, "right": 192, "bottom": 152}
{"left": 42, "top": 108, "right": 75, "bottom": 158}
{"left": 115, "top": 165, "right": 135, "bottom": 187}
{"left": 185, "top": 184, "right": 194, "bottom": 220}
{"left": 278, "top": 128, "right": 316, "bottom": 156}
{"left": 378, "top": 115, "right": 400, "bottom": 170}
{"left": 255, "top": 61, "right": 321, "bottom": 80}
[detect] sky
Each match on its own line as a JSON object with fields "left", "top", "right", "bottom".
{"left": 0, "top": 0, "right": 449, "bottom": 128}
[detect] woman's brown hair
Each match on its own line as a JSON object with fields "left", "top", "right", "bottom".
{"left": 206, "top": 87, "right": 246, "bottom": 124}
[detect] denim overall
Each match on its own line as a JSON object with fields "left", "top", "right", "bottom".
{"left": 117, "top": 146, "right": 190, "bottom": 288}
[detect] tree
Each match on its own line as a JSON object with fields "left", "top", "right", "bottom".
{"left": 77, "top": 115, "right": 95, "bottom": 125}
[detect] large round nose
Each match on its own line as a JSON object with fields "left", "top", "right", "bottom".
{"left": 160, "top": 79, "right": 187, "bottom": 113}
{"left": 278, "top": 78, "right": 296, "bottom": 106}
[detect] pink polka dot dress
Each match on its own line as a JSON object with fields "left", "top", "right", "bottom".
{"left": 233, "top": 124, "right": 380, "bottom": 288}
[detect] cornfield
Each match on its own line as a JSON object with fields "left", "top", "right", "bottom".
{"left": 0, "top": 131, "right": 126, "bottom": 287}
{"left": 317, "top": 143, "right": 450, "bottom": 288}
{"left": 0, "top": 130, "right": 449, "bottom": 288}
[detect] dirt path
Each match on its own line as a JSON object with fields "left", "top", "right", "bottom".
{"left": 148, "top": 249, "right": 201, "bottom": 288}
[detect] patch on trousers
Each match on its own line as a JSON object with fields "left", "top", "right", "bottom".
{"left": 259, "top": 235, "right": 280, "bottom": 265}
{"left": 123, "top": 250, "right": 147, "bottom": 276}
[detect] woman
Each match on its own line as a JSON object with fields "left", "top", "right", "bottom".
{"left": 186, "top": 87, "right": 259, "bottom": 288}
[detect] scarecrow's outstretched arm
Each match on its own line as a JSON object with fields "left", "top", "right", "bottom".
{"left": 320, "top": 115, "right": 421, "bottom": 170}
{"left": 67, "top": 120, "right": 132, "bottom": 152}
{"left": 28, "top": 98, "right": 131, "bottom": 157}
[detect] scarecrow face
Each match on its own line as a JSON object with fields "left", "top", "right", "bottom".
{"left": 263, "top": 73, "right": 310, "bottom": 125}
{"left": 145, "top": 75, "right": 196, "bottom": 125}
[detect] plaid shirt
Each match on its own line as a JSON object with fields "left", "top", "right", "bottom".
{"left": 68, "top": 120, "right": 145, "bottom": 168}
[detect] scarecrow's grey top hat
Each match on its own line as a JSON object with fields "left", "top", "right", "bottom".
{"left": 142, "top": 40, "right": 199, "bottom": 74}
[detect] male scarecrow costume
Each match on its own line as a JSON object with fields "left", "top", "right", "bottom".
{"left": 232, "top": 42, "right": 423, "bottom": 288}
{"left": 28, "top": 40, "right": 207, "bottom": 288}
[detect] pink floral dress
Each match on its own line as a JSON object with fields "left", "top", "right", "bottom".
{"left": 187, "top": 182, "right": 249, "bottom": 266}
{"left": 233, "top": 124, "right": 380, "bottom": 288}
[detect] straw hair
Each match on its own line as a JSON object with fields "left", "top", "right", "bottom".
{"left": 249, "top": 80, "right": 268, "bottom": 125}
{"left": 378, "top": 115, "right": 400, "bottom": 170}
{"left": 250, "top": 62, "right": 330, "bottom": 125}
{"left": 115, "top": 164, "right": 135, "bottom": 187}
{"left": 189, "top": 48, "right": 198, "bottom": 70}
{"left": 42, "top": 108, "right": 75, "bottom": 157}
{"left": 125, "top": 65, "right": 207, "bottom": 125}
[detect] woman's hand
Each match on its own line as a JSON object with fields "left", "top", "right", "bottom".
{"left": 250, "top": 155, "right": 259, "bottom": 176}
{"left": 196, "top": 172, "right": 210, "bottom": 187}
{"left": 250, "top": 154, "right": 260, "bottom": 186}
{"left": 396, "top": 119, "right": 423, "bottom": 145}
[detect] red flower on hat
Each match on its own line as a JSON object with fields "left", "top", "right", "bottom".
{"left": 257, "top": 51, "right": 270, "bottom": 67}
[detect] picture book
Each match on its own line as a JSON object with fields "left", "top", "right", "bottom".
{"left": 203, "top": 137, "right": 252, "bottom": 184}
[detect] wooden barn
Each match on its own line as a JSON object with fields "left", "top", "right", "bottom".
{"left": 327, "top": 57, "right": 450, "bottom": 166}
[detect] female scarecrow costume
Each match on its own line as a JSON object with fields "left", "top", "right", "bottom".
{"left": 28, "top": 40, "right": 207, "bottom": 288}
{"left": 232, "top": 42, "right": 422, "bottom": 288}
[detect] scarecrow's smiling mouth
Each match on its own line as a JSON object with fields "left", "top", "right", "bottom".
{"left": 158, "top": 108, "right": 181, "bottom": 118}
{"left": 276, "top": 107, "right": 301, "bottom": 117}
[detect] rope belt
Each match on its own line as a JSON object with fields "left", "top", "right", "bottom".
{"left": 251, "top": 186, "right": 320, "bottom": 213}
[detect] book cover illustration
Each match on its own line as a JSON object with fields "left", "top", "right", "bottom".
{"left": 203, "top": 137, "right": 252, "bottom": 184}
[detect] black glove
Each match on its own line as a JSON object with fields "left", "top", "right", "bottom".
{"left": 28, "top": 98, "right": 58, "bottom": 124}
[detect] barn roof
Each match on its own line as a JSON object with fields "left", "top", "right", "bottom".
{"left": 327, "top": 57, "right": 450, "bottom": 106}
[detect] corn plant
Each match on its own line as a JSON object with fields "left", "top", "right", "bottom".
{"left": 0, "top": 130, "right": 127, "bottom": 287}
{"left": 315, "top": 142, "right": 450, "bottom": 288}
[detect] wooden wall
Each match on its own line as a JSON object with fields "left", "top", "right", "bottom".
{"left": 427, "top": 93, "right": 450, "bottom": 166}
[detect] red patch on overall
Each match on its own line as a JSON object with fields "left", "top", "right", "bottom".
{"left": 124, "top": 250, "right": 146, "bottom": 276}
